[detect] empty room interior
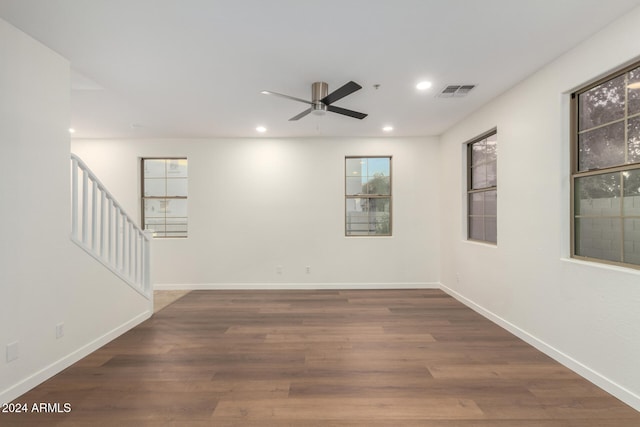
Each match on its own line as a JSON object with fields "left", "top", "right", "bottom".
{"left": 2, "top": 0, "right": 640, "bottom": 425}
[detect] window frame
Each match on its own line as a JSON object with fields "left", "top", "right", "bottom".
{"left": 141, "top": 157, "right": 188, "bottom": 239}
{"left": 345, "top": 156, "right": 392, "bottom": 237}
{"left": 466, "top": 129, "right": 498, "bottom": 244}
{"left": 570, "top": 60, "right": 640, "bottom": 269}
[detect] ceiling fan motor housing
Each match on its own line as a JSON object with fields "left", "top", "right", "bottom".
{"left": 312, "top": 81, "right": 329, "bottom": 114}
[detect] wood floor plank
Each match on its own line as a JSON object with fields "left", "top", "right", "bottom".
{"left": 427, "top": 363, "right": 581, "bottom": 380}
{"left": 211, "top": 397, "right": 485, "bottom": 420}
{"left": 3, "top": 289, "right": 639, "bottom": 426}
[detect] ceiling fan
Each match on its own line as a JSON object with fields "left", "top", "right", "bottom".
{"left": 261, "top": 81, "right": 367, "bottom": 121}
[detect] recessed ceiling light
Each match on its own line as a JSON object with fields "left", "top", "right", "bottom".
{"left": 416, "top": 81, "right": 432, "bottom": 90}
{"left": 256, "top": 126, "right": 267, "bottom": 133}
{"left": 382, "top": 126, "right": 394, "bottom": 132}
{"left": 628, "top": 82, "right": 640, "bottom": 89}
{"left": 68, "top": 128, "right": 76, "bottom": 134}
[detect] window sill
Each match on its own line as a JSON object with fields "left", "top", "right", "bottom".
{"left": 464, "top": 239, "right": 497, "bottom": 248}
{"left": 561, "top": 257, "right": 640, "bottom": 275}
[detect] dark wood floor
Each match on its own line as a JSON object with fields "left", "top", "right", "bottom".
{"left": 3, "top": 289, "right": 639, "bottom": 426}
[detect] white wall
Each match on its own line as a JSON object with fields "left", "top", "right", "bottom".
{"left": 0, "top": 18, "right": 151, "bottom": 403}
{"left": 71, "top": 137, "right": 440, "bottom": 288}
{"left": 439, "top": 7, "right": 640, "bottom": 410}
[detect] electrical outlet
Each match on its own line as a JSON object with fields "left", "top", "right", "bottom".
{"left": 56, "top": 322, "right": 65, "bottom": 339}
{"left": 305, "top": 266, "right": 311, "bottom": 274}
{"left": 276, "top": 265, "right": 283, "bottom": 275}
{"left": 6, "top": 341, "right": 18, "bottom": 362}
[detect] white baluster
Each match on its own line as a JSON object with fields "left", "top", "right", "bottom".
{"left": 71, "top": 158, "right": 78, "bottom": 239}
{"left": 128, "top": 222, "right": 133, "bottom": 280}
{"left": 91, "top": 179, "right": 98, "bottom": 251}
{"left": 100, "top": 190, "right": 107, "bottom": 259}
{"left": 134, "top": 230, "right": 139, "bottom": 285}
{"left": 108, "top": 198, "right": 114, "bottom": 265}
{"left": 82, "top": 170, "right": 88, "bottom": 245}
{"left": 115, "top": 208, "right": 121, "bottom": 271}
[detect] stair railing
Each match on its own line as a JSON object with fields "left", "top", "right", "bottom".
{"left": 70, "top": 154, "right": 151, "bottom": 299}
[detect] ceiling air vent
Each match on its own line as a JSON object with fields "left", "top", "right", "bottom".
{"left": 437, "top": 84, "right": 476, "bottom": 98}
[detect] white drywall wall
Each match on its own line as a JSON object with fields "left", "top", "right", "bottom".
{"left": 0, "top": 18, "right": 151, "bottom": 404}
{"left": 72, "top": 137, "right": 441, "bottom": 288}
{"left": 439, "top": 7, "right": 640, "bottom": 410}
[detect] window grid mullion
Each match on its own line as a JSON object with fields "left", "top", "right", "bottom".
{"left": 468, "top": 186, "right": 497, "bottom": 195}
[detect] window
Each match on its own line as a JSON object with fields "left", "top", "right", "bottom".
{"left": 571, "top": 61, "right": 640, "bottom": 268}
{"left": 345, "top": 156, "right": 391, "bottom": 236}
{"left": 142, "top": 158, "right": 188, "bottom": 238}
{"left": 467, "top": 131, "right": 497, "bottom": 243}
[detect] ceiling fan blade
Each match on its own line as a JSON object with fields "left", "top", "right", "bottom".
{"left": 327, "top": 105, "right": 367, "bottom": 120}
{"left": 289, "top": 108, "right": 313, "bottom": 121}
{"left": 261, "top": 90, "right": 312, "bottom": 105}
{"left": 321, "top": 81, "right": 362, "bottom": 105}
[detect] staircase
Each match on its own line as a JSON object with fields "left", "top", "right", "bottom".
{"left": 70, "top": 154, "right": 152, "bottom": 299}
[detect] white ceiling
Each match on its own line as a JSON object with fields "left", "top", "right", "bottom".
{"left": 1, "top": 0, "right": 640, "bottom": 139}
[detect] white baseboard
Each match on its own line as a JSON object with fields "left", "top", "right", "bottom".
{"left": 153, "top": 282, "right": 438, "bottom": 291}
{"left": 0, "top": 310, "right": 152, "bottom": 405}
{"left": 439, "top": 283, "right": 640, "bottom": 412}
